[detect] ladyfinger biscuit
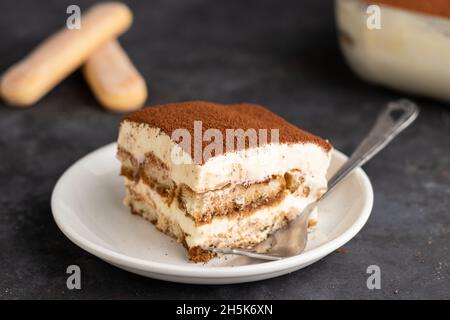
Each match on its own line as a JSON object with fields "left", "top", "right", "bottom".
{"left": 83, "top": 40, "right": 147, "bottom": 112}
{"left": 0, "top": 2, "right": 133, "bottom": 106}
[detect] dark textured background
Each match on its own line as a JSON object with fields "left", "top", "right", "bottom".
{"left": 0, "top": 0, "right": 449, "bottom": 299}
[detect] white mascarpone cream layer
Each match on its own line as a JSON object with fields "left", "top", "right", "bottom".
{"left": 118, "top": 120, "right": 332, "bottom": 193}
{"left": 337, "top": 0, "right": 450, "bottom": 102}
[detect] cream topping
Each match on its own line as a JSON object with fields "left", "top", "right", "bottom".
{"left": 118, "top": 120, "right": 332, "bottom": 193}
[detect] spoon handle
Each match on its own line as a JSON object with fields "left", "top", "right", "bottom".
{"left": 325, "top": 99, "right": 419, "bottom": 197}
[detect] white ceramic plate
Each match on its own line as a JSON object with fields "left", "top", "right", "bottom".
{"left": 51, "top": 143, "right": 373, "bottom": 284}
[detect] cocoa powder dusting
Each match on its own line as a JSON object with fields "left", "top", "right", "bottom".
{"left": 122, "top": 101, "right": 331, "bottom": 163}
{"left": 369, "top": 0, "right": 450, "bottom": 19}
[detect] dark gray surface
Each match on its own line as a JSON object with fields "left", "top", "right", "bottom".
{"left": 0, "top": 0, "right": 449, "bottom": 300}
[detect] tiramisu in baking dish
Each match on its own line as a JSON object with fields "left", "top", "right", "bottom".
{"left": 117, "top": 101, "right": 332, "bottom": 262}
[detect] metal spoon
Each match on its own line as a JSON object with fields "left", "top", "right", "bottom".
{"left": 209, "top": 99, "right": 419, "bottom": 261}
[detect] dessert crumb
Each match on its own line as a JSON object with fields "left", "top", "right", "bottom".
{"left": 336, "top": 247, "right": 348, "bottom": 254}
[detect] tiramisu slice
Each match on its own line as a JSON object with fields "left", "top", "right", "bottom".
{"left": 117, "top": 101, "right": 332, "bottom": 262}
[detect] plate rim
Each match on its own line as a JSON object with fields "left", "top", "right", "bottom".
{"left": 51, "top": 142, "right": 373, "bottom": 278}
